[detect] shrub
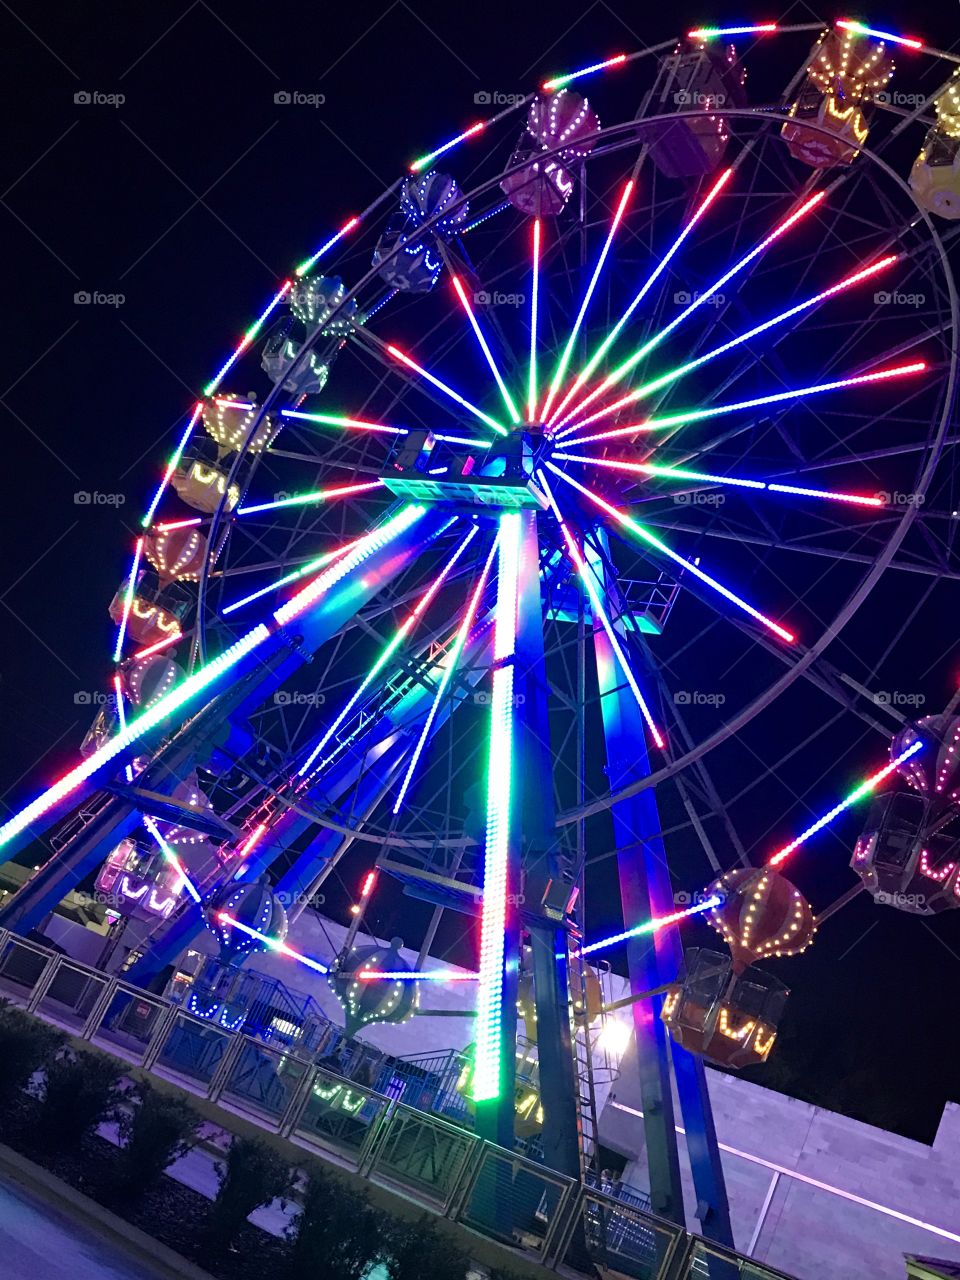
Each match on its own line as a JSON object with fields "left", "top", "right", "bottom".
{"left": 200, "top": 1135, "right": 293, "bottom": 1258}
{"left": 383, "top": 1215, "right": 469, "bottom": 1280}
{"left": 112, "top": 1080, "right": 202, "bottom": 1201}
{"left": 286, "top": 1162, "right": 384, "bottom": 1280}
{"left": 0, "top": 1002, "right": 63, "bottom": 1123}
{"left": 37, "top": 1044, "right": 124, "bottom": 1150}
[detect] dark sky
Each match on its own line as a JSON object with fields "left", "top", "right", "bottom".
{"left": 1, "top": 0, "right": 959, "bottom": 1143}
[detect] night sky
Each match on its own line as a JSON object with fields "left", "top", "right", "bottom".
{"left": 1, "top": 0, "right": 958, "bottom": 1144}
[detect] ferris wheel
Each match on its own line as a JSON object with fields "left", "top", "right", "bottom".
{"left": 1, "top": 15, "right": 958, "bottom": 1250}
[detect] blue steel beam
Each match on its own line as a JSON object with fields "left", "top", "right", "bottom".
{"left": 590, "top": 541, "right": 732, "bottom": 1243}
{"left": 512, "top": 511, "right": 582, "bottom": 1180}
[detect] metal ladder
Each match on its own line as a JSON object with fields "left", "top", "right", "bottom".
{"left": 571, "top": 950, "right": 602, "bottom": 1178}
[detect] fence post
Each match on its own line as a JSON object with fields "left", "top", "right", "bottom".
{"left": 141, "top": 999, "right": 178, "bottom": 1071}
{"left": 206, "top": 1030, "right": 246, "bottom": 1102}
{"left": 446, "top": 1138, "right": 489, "bottom": 1229}
{"left": 542, "top": 1181, "right": 583, "bottom": 1270}
{"left": 79, "top": 974, "right": 119, "bottom": 1040}
{"left": 26, "top": 952, "right": 63, "bottom": 1013}
{"left": 442, "top": 1134, "right": 485, "bottom": 1218}
{"left": 356, "top": 1097, "right": 397, "bottom": 1178}
{"left": 278, "top": 1063, "right": 317, "bottom": 1138}
{"left": 658, "top": 1234, "right": 695, "bottom": 1280}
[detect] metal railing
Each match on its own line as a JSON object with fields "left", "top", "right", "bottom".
{"left": 0, "top": 926, "right": 797, "bottom": 1280}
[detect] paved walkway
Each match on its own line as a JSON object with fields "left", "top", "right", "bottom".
{"left": 0, "top": 1172, "right": 174, "bottom": 1280}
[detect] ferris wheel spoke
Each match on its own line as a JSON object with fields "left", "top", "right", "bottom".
{"left": 554, "top": 253, "right": 899, "bottom": 441}
{"left": 355, "top": 328, "right": 508, "bottom": 437}
{"left": 393, "top": 534, "right": 499, "bottom": 815}
{"left": 236, "top": 480, "right": 387, "bottom": 518}
{"left": 561, "top": 359, "right": 928, "bottom": 448}
{"left": 450, "top": 275, "right": 521, "bottom": 424}
{"left": 769, "top": 741, "right": 924, "bottom": 868}
{"left": 548, "top": 463, "right": 796, "bottom": 643}
{"left": 546, "top": 167, "right": 733, "bottom": 428}
{"left": 297, "top": 523, "right": 476, "bottom": 779}
{"left": 552, "top": 187, "right": 828, "bottom": 432}
{"left": 538, "top": 470, "right": 665, "bottom": 748}
{"left": 540, "top": 178, "right": 634, "bottom": 421}
{"left": 640, "top": 514, "right": 960, "bottom": 579}
{"left": 219, "top": 521, "right": 390, "bottom": 614}
{"left": 554, "top": 452, "right": 885, "bottom": 509}
{"left": 279, "top": 408, "right": 406, "bottom": 437}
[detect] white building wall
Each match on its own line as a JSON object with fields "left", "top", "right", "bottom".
{"left": 602, "top": 1050, "right": 960, "bottom": 1280}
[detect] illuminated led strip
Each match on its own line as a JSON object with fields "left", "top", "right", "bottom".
{"left": 0, "top": 507, "right": 425, "bottom": 853}
{"left": 297, "top": 524, "right": 475, "bottom": 777}
{"left": 541, "top": 180, "right": 634, "bottom": 421}
{"left": 131, "top": 632, "right": 183, "bottom": 661}
{"left": 528, "top": 218, "right": 541, "bottom": 420}
{"left": 203, "top": 281, "right": 293, "bottom": 397}
{"left": 221, "top": 538, "right": 362, "bottom": 616}
{"left": 543, "top": 53, "right": 627, "bottom": 92}
{"left": 141, "top": 404, "right": 203, "bottom": 529}
{"left": 410, "top": 121, "right": 485, "bottom": 173}
{"left": 836, "top": 18, "right": 922, "bottom": 50}
{"left": 286, "top": 414, "right": 491, "bottom": 448}
{"left": 393, "top": 536, "right": 499, "bottom": 814}
{"left": 435, "top": 433, "right": 494, "bottom": 448}
{"left": 575, "top": 895, "right": 721, "bottom": 956}
{"left": 385, "top": 345, "right": 508, "bottom": 436}
{"left": 768, "top": 740, "right": 924, "bottom": 867}
{"left": 112, "top": 676, "right": 134, "bottom": 784}
{"left": 143, "top": 815, "right": 202, "bottom": 904}
{"left": 360, "top": 869, "right": 377, "bottom": 898}
{"left": 689, "top": 24, "right": 778, "bottom": 38}
{"left": 555, "top": 254, "right": 898, "bottom": 438}
{"left": 281, "top": 409, "right": 405, "bottom": 436}
{"left": 155, "top": 517, "right": 203, "bottom": 533}
{"left": 538, "top": 471, "right": 665, "bottom": 747}
{"left": 473, "top": 511, "right": 522, "bottom": 1103}
{"left": 451, "top": 276, "right": 521, "bottom": 423}
{"left": 217, "top": 912, "right": 329, "bottom": 973}
{"left": 554, "top": 454, "right": 883, "bottom": 508}
{"left": 113, "top": 538, "right": 145, "bottom": 662}
{"left": 547, "top": 169, "right": 732, "bottom": 428}
{"left": 237, "top": 480, "right": 386, "bottom": 517}
{"left": 293, "top": 517, "right": 463, "bottom": 780}
{"left": 357, "top": 969, "right": 479, "bottom": 981}
{"left": 295, "top": 216, "right": 360, "bottom": 277}
{"left": 236, "top": 822, "right": 267, "bottom": 860}
{"left": 767, "top": 481, "right": 881, "bottom": 506}
{"left": 548, "top": 464, "right": 795, "bottom": 642}
{"left": 463, "top": 202, "right": 511, "bottom": 233}
{"left": 273, "top": 504, "right": 425, "bottom": 628}
{"left": 564, "top": 361, "right": 928, "bottom": 447}
{"left": 554, "top": 189, "right": 826, "bottom": 431}
{"left": 0, "top": 624, "right": 269, "bottom": 853}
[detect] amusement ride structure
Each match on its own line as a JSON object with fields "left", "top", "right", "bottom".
{"left": 1, "top": 16, "right": 959, "bottom": 1249}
